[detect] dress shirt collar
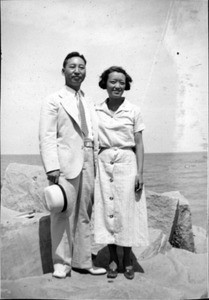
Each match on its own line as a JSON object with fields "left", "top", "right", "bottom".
{"left": 64, "top": 85, "right": 85, "bottom": 97}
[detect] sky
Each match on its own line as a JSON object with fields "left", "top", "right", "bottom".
{"left": 1, "top": 0, "right": 208, "bottom": 154}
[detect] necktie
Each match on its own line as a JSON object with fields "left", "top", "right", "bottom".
{"left": 76, "top": 92, "right": 89, "bottom": 137}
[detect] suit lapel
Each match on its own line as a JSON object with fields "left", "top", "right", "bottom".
{"left": 58, "top": 87, "right": 98, "bottom": 151}
{"left": 58, "top": 87, "right": 81, "bottom": 128}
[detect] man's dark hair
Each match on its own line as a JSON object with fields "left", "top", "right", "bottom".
{"left": 98, "top": 66, "right": 133, "bottom": 90}
{"left": 63, "top": 52, "right": 87, "bottom": 68}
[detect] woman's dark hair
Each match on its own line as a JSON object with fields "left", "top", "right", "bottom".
{"left": 99, "top": 66, "right": 132, "bottom": 90}
{"left": 63, "top": 52, "right": 87, "bottom": 68}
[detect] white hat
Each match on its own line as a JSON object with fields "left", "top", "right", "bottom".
{"left": 44, "top": 184, "right": 68, "bottom": 213}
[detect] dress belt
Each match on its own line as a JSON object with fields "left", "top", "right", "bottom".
{"left": 84, "top": 139, "right": 94, "bottom": 148}
{"left": 99, "top": 146, "right": 134, "bottom": 153}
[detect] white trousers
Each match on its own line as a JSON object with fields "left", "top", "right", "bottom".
{"left": 50, "top": 147, "right": 94, "bottom": 269}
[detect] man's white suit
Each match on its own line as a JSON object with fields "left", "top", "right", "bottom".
{"left": 39, "top": 85, "right": 98, "bottom": 271}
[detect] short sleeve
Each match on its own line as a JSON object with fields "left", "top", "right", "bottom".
{"left": 133, "top": 105, "right": 145, "bottom": 132}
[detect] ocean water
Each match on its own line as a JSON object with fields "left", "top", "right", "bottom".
{"left": 1, "top": 152, "right": 207, "bottom": 230}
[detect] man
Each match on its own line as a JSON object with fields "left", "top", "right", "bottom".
{"left": 39, "top": 52, "right": 106, "bottom": 278}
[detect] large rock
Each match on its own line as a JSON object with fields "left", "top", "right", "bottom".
{"left": 1, "top": 207, "right": 52, "bottom": 280}
{"left": 2, "top": 163, "right": 196, "bottom": 252}
{"left": 146, "top": 190, "right": 195, "bottom": 252}
{"left": 146, "top": 190, "right": 178, "bottom": 239}
{"left": 192, "top": 225, "right": 208, "bottom": 254}
{"left": 163, "top": 191, "right": 195, "bottom": 252}
{"left": 1, "top": 206, "right": 168, "bottom": 280}
{"left": 2, "top": 254, "right": 207, "bottom": 300}
{"left": 1, "top": 206, "right": 207, "bottom": 300}
{"left": 1, "top": 163, "right": 207, "bottom": 300}
{"left": 134, "top": 228, "right": 171, "bottom": 261}
{"left": 1, "top": 163, "right": 199, "bottom": 257}
{"left": 1, "top": 163, "right": 48, "bottom": 212}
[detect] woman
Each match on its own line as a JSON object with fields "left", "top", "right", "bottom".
{"left": 94, "top": 66, "right": 149, "bottom": 280}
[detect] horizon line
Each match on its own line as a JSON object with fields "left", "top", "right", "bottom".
{"left": 1, "top": 151, "right": 207, "bottom": 156}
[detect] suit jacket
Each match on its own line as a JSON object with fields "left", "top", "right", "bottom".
{"left": 39, "top": 86, "right": 99, "bottom": 179}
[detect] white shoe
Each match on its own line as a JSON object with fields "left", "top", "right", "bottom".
{"left": 85, "top": 266, "right": 107, "bottom": 275}
{"left": 52, "top": 264, "right": 71, "bottom": 279}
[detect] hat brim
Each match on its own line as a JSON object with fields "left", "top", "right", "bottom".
{"left": 44, "top": 184, "right": 67, "bottom": 213}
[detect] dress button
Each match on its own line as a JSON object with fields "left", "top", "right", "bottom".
{"left": 110, "top": 178, "right": 113, "bottom": 182}
{"left": 109, "top": 215, "right": 114, "bottom": 218}
{"left": 110, "top": 161, "right": 114, "bottom": 165}
{"left": 109, "top": 197, "right": 114, "bottom": 200}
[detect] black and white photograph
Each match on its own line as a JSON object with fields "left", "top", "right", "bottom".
{"left": 1, "top": 0, "right": 208, "bottom": 299}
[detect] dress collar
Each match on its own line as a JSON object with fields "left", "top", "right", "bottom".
{"left": 96, "top": 98, "right": 130, "bottom": 113}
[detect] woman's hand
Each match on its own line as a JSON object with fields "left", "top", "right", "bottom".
{"left": 135, "top": 174, "right": 144, "bottom": 198}
{"left": 47, "top": 170, "right": 60, "bottom": 184}
{"left": 134, "top": 131, "right": 144, "bottom": 199}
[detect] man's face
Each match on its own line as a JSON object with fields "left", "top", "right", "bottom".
{"left": 62, "top": 56, "right": 86, "bottom": 90}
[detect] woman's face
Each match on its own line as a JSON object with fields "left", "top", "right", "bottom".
{"left": 106, "top": 71, "right": 126, "bottom": 99}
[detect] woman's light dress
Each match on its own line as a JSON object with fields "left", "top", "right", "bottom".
{"left": 94, "top": 99, "right": 149, "bottom": 247}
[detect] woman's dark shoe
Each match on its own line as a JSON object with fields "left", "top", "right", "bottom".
{"left": 107, "top": 261, "right": 118, "bottom": 279}
{"left": 124, "top": 265, "right": 134, "bottom": 280}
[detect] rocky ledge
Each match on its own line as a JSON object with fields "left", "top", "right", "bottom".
{"left": 1, "top": 163, "right": 208, "bottom": 299}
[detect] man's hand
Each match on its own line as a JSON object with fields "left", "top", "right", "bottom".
{"left": 47, "top": 170, "right": 60, "bottom": 184}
